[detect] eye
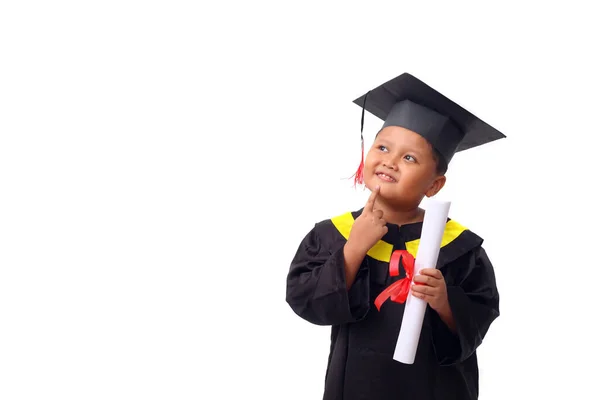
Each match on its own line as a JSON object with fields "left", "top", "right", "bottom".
{"left": 377, "top": 145, "right": 388, "bottom": 152}
{"left": 404, "top": 155, "right": 417, "bottom": 163}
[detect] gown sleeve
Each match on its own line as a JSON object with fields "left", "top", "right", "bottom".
{"left": 285, "top": 223, "right": 371, "bottom": 326}
{"left": 430, "top": 246, "right": 500, "bottom": 365}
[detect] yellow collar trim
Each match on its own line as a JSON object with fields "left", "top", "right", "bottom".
{"left": 331, "top": 212, "right": 468, "bottom": 262}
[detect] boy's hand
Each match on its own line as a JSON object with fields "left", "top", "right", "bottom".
{"left": 411, "top": 268, "right": 449, "bottom": 313}
{"left": 347, "top": 186, "right": 388, "bottom": 255}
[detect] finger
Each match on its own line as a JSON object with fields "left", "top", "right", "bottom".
{"left": 372, "top": 209, "right": 383, "bottom": 220}
{"left": 381, "top": 225, "right": 388, "bottom": 236}
{"left": 419, "top": 268, "right": 443, "bottom": 279}
{"left": 410, "top": 284, "right": 431, "bottom": 295}
{"left": 364, "top": 186, "right": 380, "bottom": 213}
{"left": 412, "top": 285, "right": 441, "bottom": 301}
{"left": 412, "top": 290, "right": 428, "bottom": 300}
{"left": 411, "top": 289, "right": 433, "bottom": 301}
{"left": 412, "top": 275, "right": 436, "bottom": 286}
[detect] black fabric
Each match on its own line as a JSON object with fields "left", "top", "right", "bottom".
{"left": 286, "top": 210, "right": 500, "bottom": 400}
{"left": 352, "top": 72, "right": 506, "bottom": 164}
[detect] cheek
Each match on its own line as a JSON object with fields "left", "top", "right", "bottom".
{"left": 404, "top": 171, "right": 433, "bottom": 190}
{"left": 363, "top": 153, "right": 378, "bottom": 170}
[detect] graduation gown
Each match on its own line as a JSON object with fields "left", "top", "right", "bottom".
{"left": 286, "top": 209, "right": 500, "bottom": 400}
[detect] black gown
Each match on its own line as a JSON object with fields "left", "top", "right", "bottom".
{"left": 285, "top": 208, "right": 500, "bottom": 400}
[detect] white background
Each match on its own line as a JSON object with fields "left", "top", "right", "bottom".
{"left": 1, "top": 1, "right": 599, "bottom": 399}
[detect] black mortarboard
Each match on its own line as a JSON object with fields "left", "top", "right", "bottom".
{"left": 352, "top": 73, "right": 506, "bottom": 178}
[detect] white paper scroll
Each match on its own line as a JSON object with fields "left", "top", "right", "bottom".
{"left": 393, "top": 199, "right": 451, "bottom": 364}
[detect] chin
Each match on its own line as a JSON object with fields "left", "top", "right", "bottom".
{"left": 364, "top": 177, "right": 377, "bottom": 192}
{"left": 366, "top": 175, "right": 396, "bottom": 191}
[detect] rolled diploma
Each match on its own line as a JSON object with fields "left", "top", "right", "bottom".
{"left": 393, "top": 199, "right": 451, "bottom": 364}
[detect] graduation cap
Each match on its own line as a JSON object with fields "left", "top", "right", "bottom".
{"left": 351, "top": 72, "right": 506, "bottom": 185}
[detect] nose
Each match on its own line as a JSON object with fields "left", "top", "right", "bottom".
{"left": 382, "top": 158, "right": 399, "bottom": 171}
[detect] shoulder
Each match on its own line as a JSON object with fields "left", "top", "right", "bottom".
{"left": 436, "top": 218, "right": 485, "bottom": 268}
{"left": 291, "top": 210, "right": 358, "bottom": 260}
{"left": 326, "top": 209, "right": 364, "bottom": 238}
{"left": 435, "top": 220, "right": 498, "bottom": 287}
{"left": 299, "top": 209, "right": 362, "bottom": 244}
{"left": 448, "top": 218, "right": 484, "bottom": 247}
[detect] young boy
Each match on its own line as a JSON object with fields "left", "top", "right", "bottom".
{"left": 285, "top": 73, "right": 503, "bottom": 400}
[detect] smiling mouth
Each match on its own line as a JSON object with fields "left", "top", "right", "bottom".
{"left": 376, "top": 172, "right": 397, "bottom": 183}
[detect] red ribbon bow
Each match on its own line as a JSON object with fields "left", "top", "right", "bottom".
{"left": 374, "top": 250, "right": 415, "bottom": 311}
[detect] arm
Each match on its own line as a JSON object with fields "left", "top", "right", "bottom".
{"left": 343, "top": 240, "right": 368, "bottom": 289}
{"left": 430, "top": 247, "right": 500, "bottom": 365}
{"left": 285, "top": 224, "right": 371, "bottom": 326}
{"left": 434, "top": 302, "right": 457, "bottom": 334}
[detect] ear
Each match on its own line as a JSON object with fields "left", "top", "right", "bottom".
{"left": 425, "top": 175, "right": 446, "bottom": 197}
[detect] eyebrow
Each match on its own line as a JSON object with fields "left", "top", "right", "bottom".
{"left": 375, "top": 138, "right": 426, "bottom": 156}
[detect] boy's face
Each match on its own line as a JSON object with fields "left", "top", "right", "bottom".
{"left": 363, "top": 126, "right": 446, "bottom": 209}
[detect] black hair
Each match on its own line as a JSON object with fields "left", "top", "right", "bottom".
{"left": 430, "top": 145, "right": 448, "bottom": 176}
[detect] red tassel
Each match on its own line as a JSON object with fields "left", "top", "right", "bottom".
{"left": 351, "top": 90, "right": 369, "bottom": 188}
{"left": 352, "top": 139, "right": 365, "bottom": 187}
